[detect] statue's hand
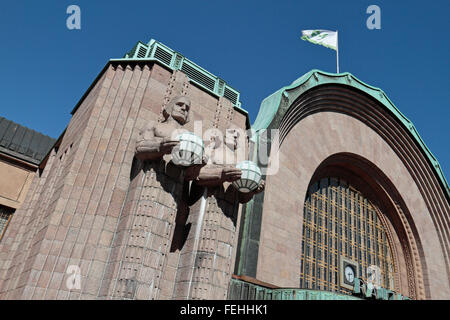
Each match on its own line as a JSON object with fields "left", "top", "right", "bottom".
{"left": 201, "top": 154, "right": 209, "bottom": 165}
{"left": 135, "top": 138, "right": 164, "bottom": 161}
{"left": 221, "top": 167, "right": 242, "bottom": 182}
{"left": 237, "top": 179, "right": 265, "bottom": 204}
{"left": 160, "top": 137, "right": 179, "bottom": 154}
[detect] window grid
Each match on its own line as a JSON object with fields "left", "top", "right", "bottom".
{"left": 300, "top": 178, "right": 394, "bottom": 295}
{"left": 0, "top": 205, "right": 14, "bottom": 242}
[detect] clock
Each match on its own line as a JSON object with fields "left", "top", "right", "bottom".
{"left": 344, "top": 265, "right": 355, "bottom": 283}
{"left": 340, "top": 256, "right": 359, "bottom": 290}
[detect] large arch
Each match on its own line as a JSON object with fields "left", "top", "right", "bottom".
{"left": 237, "top": 70, "right": 449, "bottom": 299}
{"left": 304, "top": 152, "right": 426, "bottom": 298}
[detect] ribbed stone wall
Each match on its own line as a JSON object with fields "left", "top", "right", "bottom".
{"left": 0, "top": 60, "right": 248, "bottom": 300}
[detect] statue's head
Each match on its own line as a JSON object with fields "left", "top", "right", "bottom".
{"left": 225, "top": 124, "right": 241, "bottom": 151}
{"left": 163, "top": 96, "right": 191, "bottom": 125}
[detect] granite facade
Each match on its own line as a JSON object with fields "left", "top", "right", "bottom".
{"left": 0, "top": 57, "right": 448, "bottom": 301}
{"left": 0, "top": 61, "right": 248, "bottom": 299}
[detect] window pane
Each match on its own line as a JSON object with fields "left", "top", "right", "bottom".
{"left": 300, "top": 177, "right": 395, "bottom": 295}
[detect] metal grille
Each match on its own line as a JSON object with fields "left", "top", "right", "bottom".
{"left": 154, "top": 46, "right": 173, "bottom": 66}
{"left": 136, "top": 45, "right": 147, "bottom": 58}
{"left": 122, "top": 40, "right": 242, "bottom": 108}
{"left": 300, "top": 177, "right": 395, "bottom": 295}
{"left": 0, "top": 205, "right": 14, "bottom": 241}
{"left": 181, "top": 62, "right": 216, "bottom": 91}
{"left": 224, "top": 87, "right": 238, "bottom": 104}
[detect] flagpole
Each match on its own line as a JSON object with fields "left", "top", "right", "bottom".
{"left": 336, "top": 30, "right": 339, "bottom": 73}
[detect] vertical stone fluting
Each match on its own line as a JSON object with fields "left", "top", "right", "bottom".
{"left": 0, "top": 55, "right": 250, "bottom": 300}
{"left": 0, "top": 148, "right": 57, "bottom": 298}
{"left": 173, "top": 185, "right": 240, "bottom": 300}
{"left": 0, "top": 63, "right": 107, "bottom": 300}
{"left": 108, "top": 160, "right": 184, "bottom": 299}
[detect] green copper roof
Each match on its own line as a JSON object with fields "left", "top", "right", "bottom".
{"left": 228, "top": 278, "right": 362, "bottom": 300}
{"left": 252, "top": 69, "right": 449, "bottom": 199}
{"left": 112, "top": 39, "right": 247, "bottom": 115}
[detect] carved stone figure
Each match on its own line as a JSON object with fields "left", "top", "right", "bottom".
{"left": 111, "top": 95, "right": 204, "bottom": 300}
{"left": 135, "top": 95, "right": 191, "bottom": 161}
{"left": 194, "top": 125, "right": 265, "bottom": 203}
{"left": 172, "top": 125, "right": 265, "bottom": 300}
{"left": 135, "top": 95, "right": 206, "bottom": 179}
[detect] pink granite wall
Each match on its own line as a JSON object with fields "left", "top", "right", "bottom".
{"left": 0, "top": 61, "right": 248, "bottom": 300}
{"left": 256, "top": 110, "right": 449, "bottom": 299}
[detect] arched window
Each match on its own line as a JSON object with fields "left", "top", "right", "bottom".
{"left": 300, "top": 177, "right": 395, "bottom": 295}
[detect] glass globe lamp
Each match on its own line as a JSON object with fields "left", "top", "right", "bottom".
{"left": 172, "top": 132, "right": 204, "bottom": 166}
{"left": 232, "top": 161, "right": 262, "bottom": 193}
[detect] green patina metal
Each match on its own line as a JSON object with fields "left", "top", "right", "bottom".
{"left": 228, "top": 278, "right": 361, "bottom": 300}
{"left": 251, "top": 69, "right": 450, "bottom": 199}
{"left": 112, "top": 39, "right": 247, "bottom": 116}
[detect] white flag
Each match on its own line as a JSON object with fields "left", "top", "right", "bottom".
{"left": 301, "top": 30, "right": 337, "bottom": 50}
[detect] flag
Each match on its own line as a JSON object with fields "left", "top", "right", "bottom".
{"left": 301, "top": 30, "right": 337, "bottom": 50}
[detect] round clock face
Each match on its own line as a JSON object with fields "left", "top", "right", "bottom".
{"left": 344, "top": 266, "right": 355, "bottom": 283}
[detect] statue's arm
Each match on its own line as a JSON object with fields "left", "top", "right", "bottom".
{"left": 135, "top": 121, "right": 178, "bottom": 160}
{"left": 195, "top": 165, "right": 241, "bottom": 187}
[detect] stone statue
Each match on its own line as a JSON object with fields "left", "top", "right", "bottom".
{"left": 135, "top": 95, "right": 191, "bottom": 161}
{"left": 194, "top": 125, "right": 265, "bottom": 203}
{"left": 135, "top": 95, "right": 206, "bottom": 179}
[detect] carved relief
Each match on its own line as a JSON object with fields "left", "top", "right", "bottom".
{"left": 375, "top": 207, "right": 401, "bottom": 292}
{"left": 395, "top": 202, "right": 426, "bottom": 299}
{"left": 158, "top": 71, "right": 190, "bottom": 123}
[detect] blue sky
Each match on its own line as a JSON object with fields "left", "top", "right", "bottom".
{"left": 0, "top": 0, "right": 449, "bottom": 180}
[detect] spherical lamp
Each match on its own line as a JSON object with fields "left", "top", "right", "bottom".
{"left": 232, "top": 161, "right": 262, "bottom": 193}
{"left": 172, "top": 132, "right": 204, "bottom": 166}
